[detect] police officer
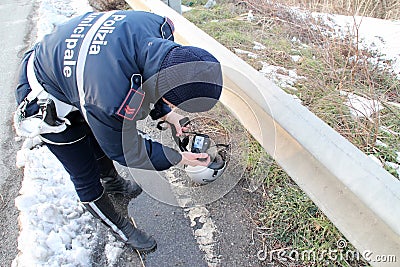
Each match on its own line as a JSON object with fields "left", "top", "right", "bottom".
{"left": 15, "top": 10, "right": 222, "bottom": 252}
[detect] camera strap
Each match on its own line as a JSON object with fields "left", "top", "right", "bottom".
{"left": 156, "top": 117, "right": 191, "bottom": 152}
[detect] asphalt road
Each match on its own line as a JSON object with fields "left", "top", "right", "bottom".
{"left": 0, "top": 1, "right": 266, "bottom": 266}
{"left": 0, "top": 0, "right": 36, "bottom": 266}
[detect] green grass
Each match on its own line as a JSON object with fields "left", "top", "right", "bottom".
{"left": 261, "top": 163, "right": 366, "bottom": 265}
{"left": 184, "top": 8, "right": 255, "bottom": 49}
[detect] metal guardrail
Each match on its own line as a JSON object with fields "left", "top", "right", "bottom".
{"left": 125, "top": 0, "right": 400, "bottom": 265}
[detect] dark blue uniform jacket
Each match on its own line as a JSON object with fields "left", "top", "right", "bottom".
{"left": 16, "top": 10, "right": 183, "bottom": 170}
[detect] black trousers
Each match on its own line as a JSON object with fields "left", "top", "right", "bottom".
{"left": 42, "top": 111, "right": 174, "bottom": 202}
{"left": 45, "top": 133, "right": 106, "bottom": 202}
{"left": 42, "top": 111, "right": 108, "bottom": 202}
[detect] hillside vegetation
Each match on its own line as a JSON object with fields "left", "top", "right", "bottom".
{"left": 182, "top": 0, "right": 398, "bottom": 266}
{"left": 272, "top": 0, "right": 400, "bottom": 19}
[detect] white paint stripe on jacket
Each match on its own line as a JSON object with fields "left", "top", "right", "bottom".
{"left": 26, "top": 51, "right": 48, "bottom": 101}
{"left": 27, "top": 52, "right": 77, "bottom": 118}
{"left": 76, "top": 11, "right": 117, "bottom": 121}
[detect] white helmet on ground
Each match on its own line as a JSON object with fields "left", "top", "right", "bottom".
{"left": 158, "top": 116, "right": 230, "bottom": 185}
{"left": 185, "top": 152, "right": 227, "bottom": 184}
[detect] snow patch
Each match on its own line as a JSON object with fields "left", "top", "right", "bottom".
{"left": 12, "top": 144, "right": 97, "bottom": 267}
{"left": 259, "top": 61, "right": 305, "bottom": 90}
{"left": 291, "top": 55, "right": 302, "bottom": 62}
{"left": 312, "top": 13, "right": 400, "bottom": 78}
{"left": 204, "top": 0, "right": 216, "bottom": 9}
{"left": 234, "top": 48, "right": 258, "bottom": 59}
{"left": 380, "top": 126, "right": 400, "bottom": 136}
{"left": 340, "top": 91, "right": 383, "bottom": 118}
{"left": 253, "top": 41, "right": 266, "bottom": 50}
{"left": 12, "top": 0, "right": 125, "bottom": 266}
{"left": 375, "top": 140, "right": 388, "bottom": 148}
{"left": 181, "top": 5, "right": 192, "bottom": 13}
{"left": 385, "top": 162, "right": 400, "bottom": 177}
{"left": 105, "top": 234, "right": 124, "bottom": 266}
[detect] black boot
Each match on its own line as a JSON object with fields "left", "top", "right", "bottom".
{"left": 83, "top": 193, "right": 157, "bottom": 251}
{"left": 101, "top": 168, "right": 143, "bottom": 198}
{"left": 97, "top": 156, "right": 142, "bottom": 198}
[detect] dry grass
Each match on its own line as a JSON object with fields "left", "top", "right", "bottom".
{"left": 88, "top": 0, "right": 130, "bottom": 11}
{"left": 273, "top": 0, "right": 400, "bottom": 19}
{"left": 188, "top": 116, "right": 230, "bottom": 144}
{"left": 240, "top": 0, "right": 399, "bottom": 164}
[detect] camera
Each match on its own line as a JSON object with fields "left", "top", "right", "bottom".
{"left": 191, "top": 134, "right": 210, "bottom": 154}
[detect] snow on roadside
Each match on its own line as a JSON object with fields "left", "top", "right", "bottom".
{"left": 12, "top": 0, "right": 125, "bottom": 266}
{"left": 36, "top": 0, "right": 92, "bottom": 42}
{"left": 12, "top": 138, "right": 97, "bottom": 267}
